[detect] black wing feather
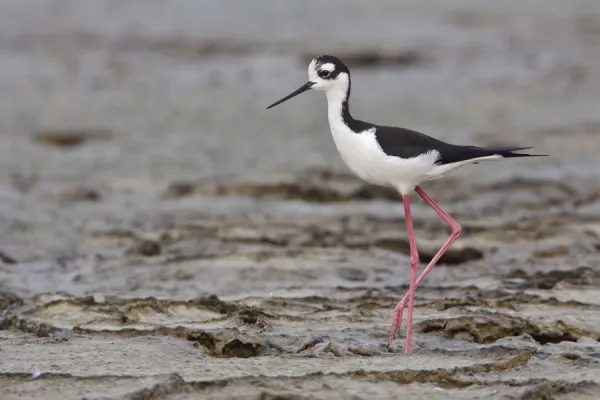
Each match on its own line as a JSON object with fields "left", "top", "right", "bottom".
{"left": 371, "top": 124, "right": 542, "bottom": 165}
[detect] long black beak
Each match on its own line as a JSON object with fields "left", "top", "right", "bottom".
{"left": 266, "top": 81, "right": 315, "bottom": 109}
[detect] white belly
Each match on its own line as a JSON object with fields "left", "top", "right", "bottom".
{"left": 329, "top": 125, "right": 440, "bottom": 194}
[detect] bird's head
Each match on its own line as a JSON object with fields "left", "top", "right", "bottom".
{"left": 266, "top": 55, "right": 350, "bottom": 109}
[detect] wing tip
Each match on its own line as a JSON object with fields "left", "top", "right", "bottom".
{"left": 500, "top": 147, "right": 549, "bottom": 158}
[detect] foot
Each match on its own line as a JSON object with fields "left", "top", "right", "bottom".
{"left": 388, "top": 295, "right": 407, "bottom": 346}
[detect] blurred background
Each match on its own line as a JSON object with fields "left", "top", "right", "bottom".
{"left": 2, "top": 0, "right": 599, "bottom": 260}
{"left": 2, "top": 1, "right": 600, "bottom": 398}
{"left": 1, "top": 0, "right": 599, "bottom": 187}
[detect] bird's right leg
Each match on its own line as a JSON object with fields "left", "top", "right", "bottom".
{"left": 388, "top": 186, "right": 462, "bottom": 346}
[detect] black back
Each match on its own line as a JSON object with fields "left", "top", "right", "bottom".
{"left": 314, "top": 55, "right": 540, "bottom": 164}
{"left": 369, "top": 122, "right": 535, "bottom": 164}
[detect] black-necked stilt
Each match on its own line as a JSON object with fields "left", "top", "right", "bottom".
{"left": 266, "top": 55, "right": 546, "bottom": 354}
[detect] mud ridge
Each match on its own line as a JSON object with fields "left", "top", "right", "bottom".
{"left": 416, "top": 314, "right": 599, "bottom": 344}
{"left": 0, "top": 315, "right": 65, "bottom": 338}
{"left": 70, "top": 326, "right": 268, "bottom": 358}
{"left": 504, "top": 267, "right": 600, "bottom": 289}
{"left": 120, "top": 373, "right": 189, "bottom": 400}
{"left": 418, "top": 291, "right": 600, "bottom": 311}
{"left": 163, "top": 168, "right": 585, "bottom": 207}
{"left": 122, "top": 348, "right": 535, "bottom": 399}
{"left": 347, "top": 348, "right": 534, "bottom": 388}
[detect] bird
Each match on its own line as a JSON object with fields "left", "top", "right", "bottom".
{"left": 266, "top": 55, "right": 545, "bottom": 354}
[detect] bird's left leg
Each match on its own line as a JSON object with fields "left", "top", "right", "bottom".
{"left": 401, "top": 193, "right": 419, "bottom": 354}
{"left": 388, "top": 186, "right": 462, "bottom": 346}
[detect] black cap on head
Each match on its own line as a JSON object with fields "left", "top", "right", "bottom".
{"left": 313, "top": 55, "right": 349, "bottom": 79}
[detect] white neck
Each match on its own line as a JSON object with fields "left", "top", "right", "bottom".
{"left": 326, "top": 90, "right": 345, "bottom": 128}
{"left": 324, "top": 76, "right": 351, "bottom": 134}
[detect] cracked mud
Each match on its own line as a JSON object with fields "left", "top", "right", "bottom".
{"left": 3, "top": 165, "right": 600, "bottom": 399}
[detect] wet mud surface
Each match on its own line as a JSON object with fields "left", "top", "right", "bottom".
{"left": 3, "top": 169, "right": 600, "bottom": 399}
{"left": 2, "top": 0, "right": 600, "bottom": 399}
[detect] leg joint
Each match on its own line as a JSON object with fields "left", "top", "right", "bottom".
{"left": 451, "top": 224, "right": 462, "bottom": 236}
{"left": 410, "top": 253, "right": 420, "bottom": 268}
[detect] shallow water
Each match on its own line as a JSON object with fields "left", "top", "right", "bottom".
{"left": 1, "top": 1, "right": 600, "bottom": 399}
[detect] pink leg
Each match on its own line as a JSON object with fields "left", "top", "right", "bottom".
{"left": 388, "top": 186, "right": 463, "bottom": 347}
{"left": 401, "top": 193, "right": 419, "bottom": 354}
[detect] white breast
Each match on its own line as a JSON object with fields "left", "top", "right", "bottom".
{"left": 328, "top": 120, "right": 440, "bottom": 194}
{"left": 323, "top": 78, "right": 454, "bottom": 195}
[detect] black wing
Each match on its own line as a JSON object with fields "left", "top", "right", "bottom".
{"left": 372, "top": 124, "right": 540, "bottom": 165}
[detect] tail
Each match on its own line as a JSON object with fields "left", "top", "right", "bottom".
{"left": 436, "top": 145, "right": 547, "bottom": 165}
{"left": 486, "top": 146, "right": 548, "bottom": 158}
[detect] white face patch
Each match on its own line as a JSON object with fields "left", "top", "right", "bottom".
{"left": 309, "top": 59, "right": 336, "bottom": 82}
{"left": 320, "top": 63, "right": 335, "bottom": 72}
{"left": 308, "top": 58, "right": 347, "bottom": 93}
